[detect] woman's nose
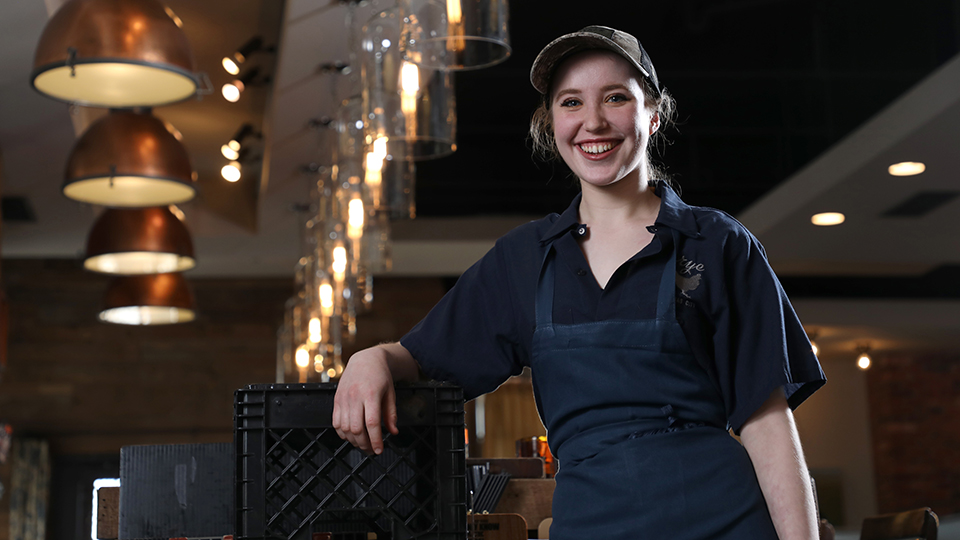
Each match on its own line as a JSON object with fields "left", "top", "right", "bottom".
{"left": 583, "top": 103, "right": 608, "bottom": 131}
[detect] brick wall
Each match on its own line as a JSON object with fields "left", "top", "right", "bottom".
{"left": 0, "top": 259, "right": 446, "bottom": 455}
{"left": 867, "top": 351, "right": 960, "bottom": 516}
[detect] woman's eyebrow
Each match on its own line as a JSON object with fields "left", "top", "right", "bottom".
{"left": 554, "top": 87, "right": 581, "bottom": 99}
{"left": 556, "top": 83, "right": 631, "bottom": 97}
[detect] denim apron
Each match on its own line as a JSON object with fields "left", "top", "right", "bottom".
{"left": 531, "top": 231, "right": 779, "bottom": 540}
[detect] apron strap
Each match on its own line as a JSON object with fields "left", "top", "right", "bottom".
{"left": 655, "top": 229, "right": 680, "bottom": 321}
{"left": 535, "top": 245, "right": 556, "bottom": 328}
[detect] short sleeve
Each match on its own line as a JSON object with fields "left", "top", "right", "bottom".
{"left": 400, "top": 238, "right": 526, "bottom": 400}
{"left": 715, "top": 224, "right": 826, "bottom": 434}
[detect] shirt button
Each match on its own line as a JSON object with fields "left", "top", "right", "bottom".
{"left": 647, "top": 225, "right": 659, "bottom": 233}
{"left": 576, "top": 269, "right": 587, "bottom": 277}
{"left": 576, "top": 226, "right": 587, "bottom": 236}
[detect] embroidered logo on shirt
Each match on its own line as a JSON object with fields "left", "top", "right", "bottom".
{"left": 676, "top": 256, "right": 705, "bottom": 299}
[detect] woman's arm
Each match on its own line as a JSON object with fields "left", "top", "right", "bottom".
{"left": 740, "top": 388, "right": 819, "bottom": 540}
{"left": 332, "top": 342, "right": 420, "bottom": 455}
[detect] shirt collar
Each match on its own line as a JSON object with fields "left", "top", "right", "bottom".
{"left": 654, "top": 181, "right": 701, "bottom": 239}
{"left": 539, "top": 181, "right": 701, "bottom": 244}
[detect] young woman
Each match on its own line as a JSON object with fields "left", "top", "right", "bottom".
{"left": 333, "top": 25, "right": 826, "bottom": 540}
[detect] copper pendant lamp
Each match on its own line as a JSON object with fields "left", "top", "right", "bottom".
{"left": 64, "top": 109, "right": 196, "bottom": 207}
{"left": 85, "top": 206, "right": 195, "bottom": 274}
{"left": 99, "top": 273, "right": 196, "bottom": 325}
{"left": 32, "top": 0, "right": 199, "bottom": 107}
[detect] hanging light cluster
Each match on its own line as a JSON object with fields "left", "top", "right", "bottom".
{"left": 276, "top": 0, "right": 510, "bottom": 383}
{"left": 32, "top": 0, "right": 202, "bottom": 325}
{"left": 220, "top": 123, "right": 261, "bottom": 183}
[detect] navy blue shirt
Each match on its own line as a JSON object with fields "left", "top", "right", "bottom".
{"left": 401, "top": 183, "right": 825, "bottom": 434}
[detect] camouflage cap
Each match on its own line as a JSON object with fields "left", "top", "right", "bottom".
{"left": 530, "top": 25, "right": 661, "bottom": 98}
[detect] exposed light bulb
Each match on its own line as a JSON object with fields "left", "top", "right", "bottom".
{"left": 857, "top": 352, "right": 871, "bottom": 370}
{"left": 332, "top": 246, "right": 347, "bottom": 281}
{"left": 221, "top": 162, "right": 241, "bottom": 182}
{"left": 811, "top": 340, "right": 819, "bottom": 356}
{"left": 222, "top": 81, "right": 244, "bottom": 102}
{"left": 348, "top": 198, "right": 365, "bottom": 239}
{"left": 445, "top": 0, "right": 465, "bottom": 52}
{"left": 446, "top": 0, "right": 462, "bottom": 23}
{"left": 811, "top": 212, "right": 845, "bottom": 226}
{"left": 888, "top": 161, "right": 925, "bottom": 177}
{"left": 222, "top": 57, "right": 240, "bottom": 75}
{"left": 308, "top": 317, "right": 321, "bottom": 343}
{"left": 221, "top": 144, "right": 240, "bottom": 160}
{"left": 373, "top": 137, "right": 388, "bottom": 160}
{"left": 327, "top": 368, "right": 337, "bottom": 378}
{"left": 401, "top": 62, "right": 420, "bottom": 94}
{"left": 401, "top": 62, "right": 420, "bottom": 114}
{"left": 295, "top": 346, "right": 309, "bottom": 368}
{"left": 319, "top": 282, "right": 334, "bottom": 317}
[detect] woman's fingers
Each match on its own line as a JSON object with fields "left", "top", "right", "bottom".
{"left": 383, "top": 383, "right": 400, "bottom": 436}
{"left": 366, "top": 401, "right": 385, "bottom": 455}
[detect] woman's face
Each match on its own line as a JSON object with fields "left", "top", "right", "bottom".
{"left": 550, "top": 50, "right": 659, "bottom": 188}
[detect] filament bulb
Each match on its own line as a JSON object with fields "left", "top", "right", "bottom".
{"left": 446, "top": 0, "right": 462, "bottom": 23}
{"left": 401, "top": 62, "right": 420, "bottom": 94}
{"left": 295, "top": 345, "right": 309, "bottom": 368}
{"left": 348, "top": 198, "right": 365, "bottom": 239}
{"left": 332, "top": 246, "right": 347, "bottom": 280}
{"left": 319, "top": 283, "right": 334, "bottom": 317}
{"left": 308, "top": 317, "right": 321, "bottom": 343}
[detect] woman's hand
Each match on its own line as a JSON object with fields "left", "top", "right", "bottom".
{"left": 332, "top": 343, "right": 420, "bottom": 454}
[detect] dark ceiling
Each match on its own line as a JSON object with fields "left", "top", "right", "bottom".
{"left": 412, "top": 0, "right": 960, "bottom": 217}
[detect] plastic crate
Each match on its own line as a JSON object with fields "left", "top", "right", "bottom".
{"left": 235, "top": 382, "right": 467, "bottom": 540}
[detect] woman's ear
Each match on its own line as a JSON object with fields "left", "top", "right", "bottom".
{"left": 649, "top": 112, "right": 661, "bottom": 136}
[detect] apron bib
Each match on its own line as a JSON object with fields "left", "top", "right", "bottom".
{"left": 530, "top": 231, "right": 778, "bottom": 540}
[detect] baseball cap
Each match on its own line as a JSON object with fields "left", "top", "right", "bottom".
{"left": 530, "top": 25, "right": 661, "bottom": 98}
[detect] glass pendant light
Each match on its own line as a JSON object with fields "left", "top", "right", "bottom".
{"left": 361, "top": 6, "right": 456, "bottom": 161}
{"left": 84, "top": 206, "right": 195, "bottom": 274}
{"left": 382, "top": 157, "right": 416, "bottom": 219}
{"left": 64, "top": 110, "right": 197, "bottom": 207}
{"left": 399, "top": 0, "right": 510, "bottom": 71}
{"left": 99, "top": 273, "right": 196, "bottom": 325}
{"left": 32, "top": 0, "right": 199, "bottom": 108}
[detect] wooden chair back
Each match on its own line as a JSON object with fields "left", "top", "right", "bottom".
{"left": 860, "top": 507, "right": 939, "bottom": 540}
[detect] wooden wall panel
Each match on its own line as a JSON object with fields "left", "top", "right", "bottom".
{"left": 480, "top": 375, "right": 546, "bottom": 458}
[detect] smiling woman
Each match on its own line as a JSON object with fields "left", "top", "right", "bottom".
{"left": 332, "top": 25, "right": 826, "bottom": 540}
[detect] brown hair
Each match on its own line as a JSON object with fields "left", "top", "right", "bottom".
{"left": 529, "top": 76, "right": 677, "bottom": 184}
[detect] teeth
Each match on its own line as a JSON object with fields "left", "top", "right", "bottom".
{"left": 579, "top": 142, "right": 614, "bottom": 154}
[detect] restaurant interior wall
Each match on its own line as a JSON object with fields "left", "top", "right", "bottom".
{"left": 1, "top": 260, "right": 959, "bottom": 535}
{"left": 866, "top": 351, "right": 960, "bottom": 517}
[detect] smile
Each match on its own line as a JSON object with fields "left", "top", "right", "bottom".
{"left": 578, "top": 141, "right": 618, "bottom": 155}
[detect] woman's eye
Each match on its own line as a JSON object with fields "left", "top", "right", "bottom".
{"left": 606, "top": 94, "right": 629, "bottom": 103}
{"left": 560, "top": 98, "right": 581, "bottom": 107}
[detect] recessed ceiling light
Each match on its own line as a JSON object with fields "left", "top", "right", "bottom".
{"left": 888, "top": 161, "right": 926, "bottom": 176}
{"left": 811, "top": 212, "right": 845, "bottom": 226}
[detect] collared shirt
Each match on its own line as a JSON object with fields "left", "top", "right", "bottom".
{"left": 401, "top": 183, "right": 825, "bottom": 433}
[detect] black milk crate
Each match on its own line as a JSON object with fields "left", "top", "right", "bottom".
{"left": 235, "top": 382, "right": 467, "bottom": 540}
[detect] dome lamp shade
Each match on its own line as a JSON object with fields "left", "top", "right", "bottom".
{"left": 99, "top": 273, "right": 196, "bottom": 325}
{"left": 64, "top": 109, "right": 196, "bottom": 207}
{"left": 85, "top": 206, "right": 196, "bottom": 275}
{"left": 32, "top": 0, "right": 199, "bottom": 108}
